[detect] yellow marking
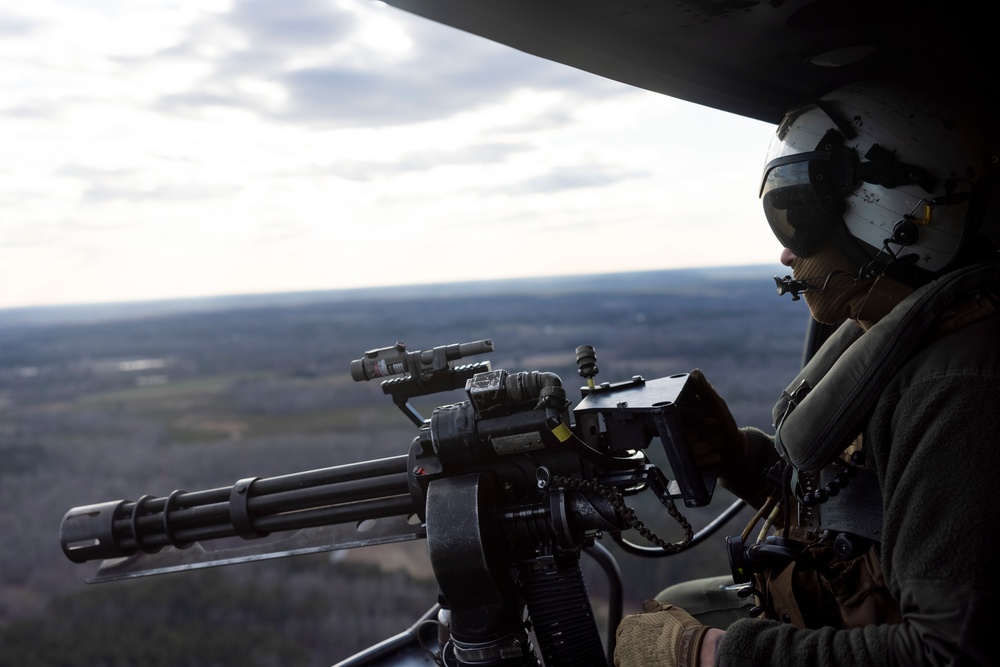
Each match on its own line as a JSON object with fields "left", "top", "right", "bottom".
{"left": 551, "top": 423, "right": 573, "bottom": 442}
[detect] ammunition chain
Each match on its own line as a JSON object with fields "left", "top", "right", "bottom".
{"left": 551, "top": 475, "right": 693, "bottom": 553}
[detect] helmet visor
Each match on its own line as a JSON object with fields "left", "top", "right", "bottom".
{"left": 760, "top": 152, "right": 843, "bottom": 257}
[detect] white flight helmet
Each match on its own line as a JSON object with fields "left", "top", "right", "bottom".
{"left": 760, "top": 80, "right": 999, "bottom": 283}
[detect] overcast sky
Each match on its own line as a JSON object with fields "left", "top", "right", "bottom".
{"left": 0, "top": 0, "right": 781, "bottom": 309}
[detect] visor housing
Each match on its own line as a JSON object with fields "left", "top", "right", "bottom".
{"left": 760, "top": 150, "right": 846, "bottom": 257}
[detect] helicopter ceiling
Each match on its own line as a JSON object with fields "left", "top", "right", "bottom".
{"left": 381, "top": 0, "right": 991, "bottom": 124}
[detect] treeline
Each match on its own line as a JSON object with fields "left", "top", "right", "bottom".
{"left": 0, "top": 272, "right": 801, "bottom": 413}
{"left": 0, "top": 560, "right": 439, "bottom": 667}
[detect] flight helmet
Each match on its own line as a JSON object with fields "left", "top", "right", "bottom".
{"left": 759, "top": 80, "right": 999, "bottom": 284}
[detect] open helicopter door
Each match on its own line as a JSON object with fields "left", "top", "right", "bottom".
{"left": 375, "top": 0, "right": 994, "bottom": 125}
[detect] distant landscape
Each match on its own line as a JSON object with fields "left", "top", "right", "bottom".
{"left": 0, "top": 266, "right": 809, "bottom": 666}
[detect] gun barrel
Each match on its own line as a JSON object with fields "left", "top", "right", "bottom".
{"left": 61, "top": 455, "right": 414, "bottom": 564}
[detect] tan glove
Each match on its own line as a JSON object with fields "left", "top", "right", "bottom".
{"left": 676, "top": 369, "right": 747, "bottom": 479}
{"left": 614, "top": 600, "right": 709, "bottom": 667}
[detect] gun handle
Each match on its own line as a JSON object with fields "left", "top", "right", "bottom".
{"left": 652, "top": 409, "right": 715, "bottom": 507}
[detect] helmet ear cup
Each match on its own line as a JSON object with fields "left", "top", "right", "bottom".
{"left": 890, "top": 219, "right": 920, "bottom": 247}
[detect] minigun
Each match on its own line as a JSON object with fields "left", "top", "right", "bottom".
{"left": 60, "top": 340, "right": 740, "bottom": 667}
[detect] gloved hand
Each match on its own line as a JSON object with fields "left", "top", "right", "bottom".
{"left": 677, "top": 368, "right": 747, "bottom": 479}
{"left": 614, "top": 600, "right": 710, "bottom": 667}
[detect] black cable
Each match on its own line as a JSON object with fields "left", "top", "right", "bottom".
{"left": 612, "top": 498, "right": 746, "bottom": 557}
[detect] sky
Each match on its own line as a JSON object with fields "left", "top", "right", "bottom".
{"left": 0, "top": 0, "right": 781, "bottom": 310}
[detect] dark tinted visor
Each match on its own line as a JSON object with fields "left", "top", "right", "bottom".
{"left": 759, "top": 152, "right": 842, "bottom": 257}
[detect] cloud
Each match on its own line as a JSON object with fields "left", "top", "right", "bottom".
{"left": 0, "top": 11, "right": 38, "bottom": 36}
{"left": 228, "top": 0, "right": 356, "bottom": 47}
{"left": 53, "top": 164, "right": 235, "bottom": 204}
{"left": 271, "top": 28, "right": 624, "bottom": 126}
{"left": 398, "top": 142, "right": 534, "bottom": 169}
{"left": 0, "top": 103, "right": 59, "bottom": 120}
{"left": 58, "top": 164, "right": 132, "bottom": 179}
{"left": 81, "top": 184, "right": 238, "bottom": 204}
{"left": 326, "top": 141, "right": 533, "bottom": 180}
{"left": 153, "top": 0, "right": 628, "bottom": 128}
{"left": 510, "top": 164, "right": 650, "bottom": 194}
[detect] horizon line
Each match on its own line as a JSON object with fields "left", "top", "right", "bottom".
{"left": 2, "top": 263, "right": 786, "bottom": 317}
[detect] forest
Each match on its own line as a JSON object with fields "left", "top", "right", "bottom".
{"left": 0, "top": 266, "right": 809, "bottom": 666}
